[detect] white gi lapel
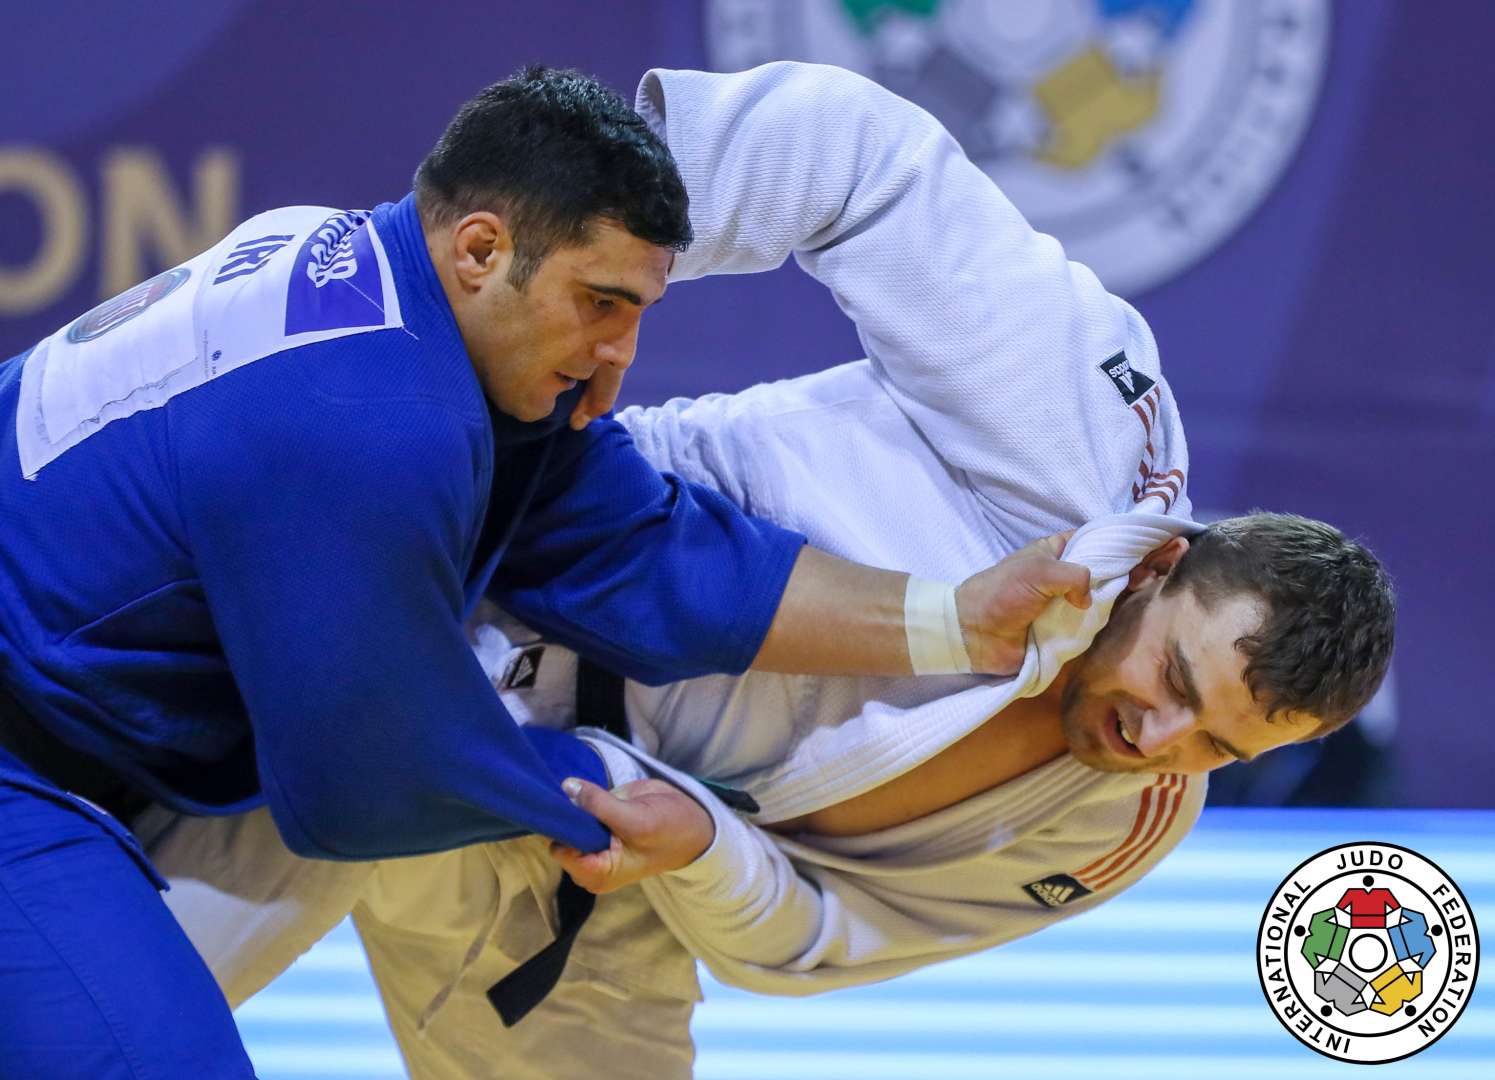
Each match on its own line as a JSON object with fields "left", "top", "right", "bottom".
{"left": 740, "top": 510, "right": 1204, "bottom": 823}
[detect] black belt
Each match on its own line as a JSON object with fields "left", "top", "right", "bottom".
{"left": 485, "top": 656, "right": 631, "bottom": 1027}
{"left": 0, "top": 684, "right": 150, "bottom": 825}
{"left": 485, "top": 656, "right": 758, "bottom": 1026}
{"left": 574, "top": 655, "right": 630, "bottom": 742}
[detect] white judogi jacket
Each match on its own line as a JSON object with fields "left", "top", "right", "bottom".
{"left": 489, "top": 61, "right": 1203, "bottom": 998}
{"left": 149, "top": 62, "right": 1204, "bottom": 1077}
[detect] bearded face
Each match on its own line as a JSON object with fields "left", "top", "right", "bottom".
{"left": 1058, "top": 581, "right": 1316, "bottom": 774}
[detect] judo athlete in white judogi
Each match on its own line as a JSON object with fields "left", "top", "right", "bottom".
{"left": 143, "top": 63, "right": 1394, "bottom": 1078}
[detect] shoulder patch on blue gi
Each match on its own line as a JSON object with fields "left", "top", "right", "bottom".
{"left": 1023, "top": 873, "right": 1094, "bottom": 908}
{"left": 14, "top": 204, "right": 405, "bottom": 480}
{"left": 285, "top": 210, "right": 391, "bottom": 334}
{"left": 1098, "top": 350, "right": 1155, "bottom": 406}
{"left": 502, "top": 644, "right": 546, "bottom": 690}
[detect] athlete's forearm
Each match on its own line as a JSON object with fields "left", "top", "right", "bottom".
{"left": 752, "top": 538, "right": 1092, "bottom": 678}
{"left": 751, "top": 547, "right": 912, "bottom": 676}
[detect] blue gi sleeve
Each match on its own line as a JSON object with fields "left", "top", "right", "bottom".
{"left": 488, "top": 415, "right": 806, "bottom": 686}
{"left": 168, "top": 347, "right": 611, "bottom": 859}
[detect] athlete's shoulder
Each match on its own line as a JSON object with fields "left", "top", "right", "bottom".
{"left": 14, "top": 201, "right": 458, "bottom": 480}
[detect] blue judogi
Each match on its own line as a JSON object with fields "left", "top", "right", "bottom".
{"left": 0, "top": 193, "right": 803, "bottom": 1075}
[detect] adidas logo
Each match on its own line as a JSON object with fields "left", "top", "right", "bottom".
{"left": 1022, "top": 873, "right": 1093, "bottom": 908}
{"left": 1032, "top": 881, "right": 1074, "bottom": 906}
{"left": 1098, "top": 350, "right": 1155, "bottom": 406}
{"left": 502, "top": 645, "right": 545, "bottom": 690}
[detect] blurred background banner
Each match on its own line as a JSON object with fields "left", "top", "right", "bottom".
{"left": 3, "top": 0, "right": 1489, "bottom": 806}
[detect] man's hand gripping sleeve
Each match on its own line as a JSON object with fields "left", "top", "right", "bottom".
{"left": 580, "top": 733, "right": 970, "bottom": 996}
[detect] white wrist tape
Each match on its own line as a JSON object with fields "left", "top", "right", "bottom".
{"left": 904, "top": 576, "right": 973, "bottom": 675}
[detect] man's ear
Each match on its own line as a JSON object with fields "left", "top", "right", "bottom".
{"left": 450, "top": 211, "right": 515, "bottom": 292}
{"left": 1125, "top": 535, "right": 1190, "bottom": 592}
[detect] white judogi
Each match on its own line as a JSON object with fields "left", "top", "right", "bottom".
{"left": 145, "top": 62, "right": 1202, "bottom": 1078}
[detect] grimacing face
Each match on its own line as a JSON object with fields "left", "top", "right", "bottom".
{"left": 1058, "top": 538, "right": 1319, "bottom": 775}
{"left": 433, "top": 212, "right": 671, "bottom": 421}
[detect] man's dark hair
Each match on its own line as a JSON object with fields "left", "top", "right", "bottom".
{"left": 1163, "top": 512, "right": 1395, "bottom": 739}
{"left": 414, "top": 65, "right": 691, "bottom": 289}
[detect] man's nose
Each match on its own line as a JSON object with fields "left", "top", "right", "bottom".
{"left": 593, "top": 319, "right": 640, "bottom": 369}
{"left": 1135, "top": 707, "right": 1198, "bottom": 756}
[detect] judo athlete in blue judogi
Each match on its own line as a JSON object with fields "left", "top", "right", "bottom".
{"left": 0, "top": 68, "right": 1084, "bottom": 1077}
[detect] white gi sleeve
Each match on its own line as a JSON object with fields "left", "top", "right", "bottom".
{"left": 582, "top": 730, "right": 1206, "bottom": 996}
{"left": 637, "top": 62, "right": 1190, "bottom": 538}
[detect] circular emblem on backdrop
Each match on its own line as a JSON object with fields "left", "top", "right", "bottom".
{"left": 706, "top": 0, "right": 1330, "bottom": 295}
{"left": 1257, "top": 842, "right": 1480, "bottom": 1064}
{"left": 66, "top": 266, "right": 192, "bottom": 343}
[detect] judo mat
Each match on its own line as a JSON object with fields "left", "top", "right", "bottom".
{"left": 237, "top": 808, "right": 1492, "bottom": 1078}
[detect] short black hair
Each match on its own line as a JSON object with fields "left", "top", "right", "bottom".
{"left": 1163, "top": 512, "right": 1395, "bottom": 738}
{"left": 415, "top": 65, "right": 691, "bottom": 288}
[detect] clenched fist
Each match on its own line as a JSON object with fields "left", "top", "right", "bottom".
{"left": 956, "top": 531, "right": 1091, "bottom": 676}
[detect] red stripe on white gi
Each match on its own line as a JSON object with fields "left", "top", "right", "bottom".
{"left": 1132, "top": 400, "right": 1153, "bottom": 437}
{"left": 1087, "top": 776, "right": 1187, "bottom": 890}
{"left": 1074, "top": 774, "right": 1188, "bottom": 891}
{"left": 1129, "top": 390, "right": 1185, "bottom": 510}
{"left": 1074, "top": 775, "right": 1165, "bottom": 879}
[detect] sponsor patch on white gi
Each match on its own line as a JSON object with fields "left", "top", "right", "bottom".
{"left": 1023, "top": 872, "right": 1094, "bottom": 908}
{"left": 1098, "top": 350, "right": 1155, "bottom": 406}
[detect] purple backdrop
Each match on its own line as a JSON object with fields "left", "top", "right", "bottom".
{"left": 2, "top": 1, "right": 1490, "bottom": 806}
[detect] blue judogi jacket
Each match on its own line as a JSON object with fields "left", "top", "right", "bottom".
{"left": 0, "top": 193, "right": 803, "bottom": 858}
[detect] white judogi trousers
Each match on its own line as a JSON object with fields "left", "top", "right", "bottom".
{"left": 138, "top": 806, "right": 699, "bottom": 1080}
